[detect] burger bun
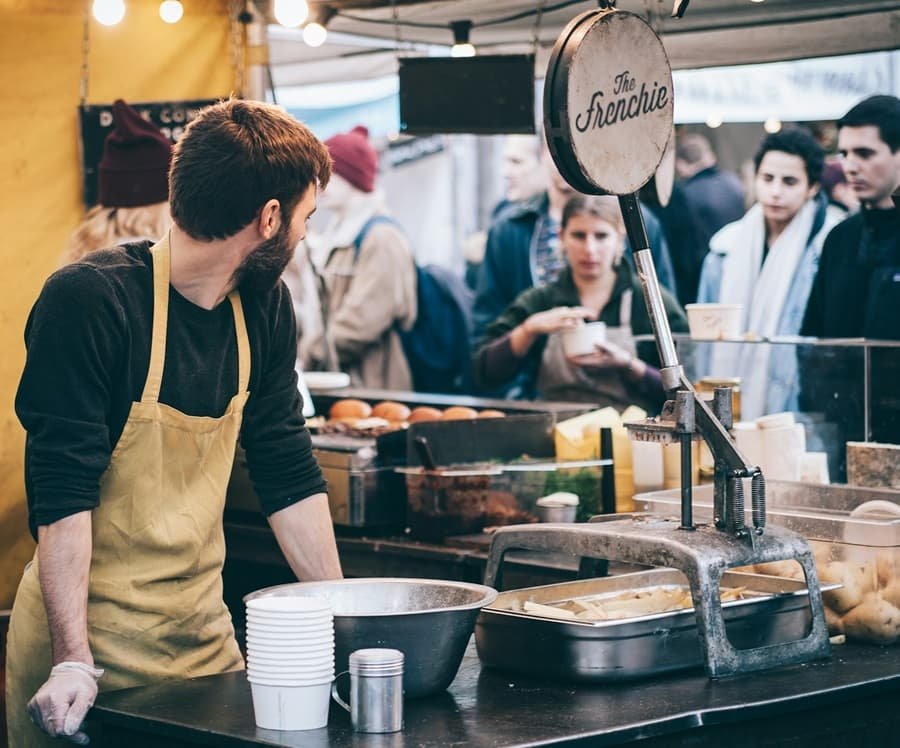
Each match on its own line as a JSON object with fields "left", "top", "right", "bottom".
{"left": 408, "top": 406, "right": 444, "bottom": 424}
{"left": 329, "top": 398, "right": 372, "bottom": 423}
{"left": 371, "top": 401, "right": 412, "bottom": 423}
{"left": 441, "top": 406, "right": 479, "bottom": 421}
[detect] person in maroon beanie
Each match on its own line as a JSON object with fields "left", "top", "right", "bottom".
{"left": 297, "top": 125, "right": 418, "bottom": 389}
{"left": 60, "top": 99, "right": 173, "bottom": 265}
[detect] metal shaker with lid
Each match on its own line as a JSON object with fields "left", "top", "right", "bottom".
{"left": 332, "top": 648, "right": 404, "bottom": 733}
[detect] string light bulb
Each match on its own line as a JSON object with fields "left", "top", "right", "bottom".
{"left": 273, "top": 0, "right": 309, "bottom": 28}
{"left": 705, "top": 114, "right": 723, "bottom": 129}
{"left": 303, "top": 22, "right": 328, "bottom": 47}
{"left": 302, "top": 5, "right": 335, "bottom": 47}
{"left": 764, "top": 117, "right": 782, "bottom": 134}
{"left": 92, "top": 0, "right": 126, "bottom": 26}
{"left": 159, "top": 0, "right": 184, "bottom": 23}
{"left": 450, "top": 20, "right": 476, "bottom": 57}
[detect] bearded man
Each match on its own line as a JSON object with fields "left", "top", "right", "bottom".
{"left": 7, "top": 99, "right": 343, "bottom": 746}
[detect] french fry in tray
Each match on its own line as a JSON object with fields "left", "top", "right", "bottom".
{"left": 517, "top": 585, "right": 752, "bottom": 622}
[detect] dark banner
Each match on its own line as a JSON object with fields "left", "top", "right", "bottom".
{"left": 79, "top": 99, "right": 217, "bottom": 208}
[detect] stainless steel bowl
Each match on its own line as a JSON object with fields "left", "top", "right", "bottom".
{"left": 244, "top": 578, "right": 497, "bottom": 698}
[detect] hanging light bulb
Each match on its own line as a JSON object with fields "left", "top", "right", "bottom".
{"left": 159, "top": 0, "right": 183, "bottom": 23}
{"left": 450, "top": 20, "right": 476, "bottom": 58}
{"left": 273, "top": 0, "right": 309, "bottom": 28}
{"left": 705, "top": 114, "right": 723, "bottom": 129}
{"left": 303, "top": 22, "right": 328, "bottom": 47}
{"left": 764, "top": 117, "right": 782, "bottom": 134}
{"left": 92, "top": 0, "right": 126, "bottom": 26}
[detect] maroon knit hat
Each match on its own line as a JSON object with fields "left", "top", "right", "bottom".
{"left": 325, "top": 125, "right": 377, "bottom": 193}
{"left": 98, "top": 99, "right": 172, "bottom": 207}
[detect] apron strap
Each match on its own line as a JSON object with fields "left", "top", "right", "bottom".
{"left": 143, "top": 236, "right": 172, "bottom": 403}
{"left": 228, "top": 291, "right": 251, "bottom": 393}
{"left": 144, "top": 234, "right": 252, "bottom": 403}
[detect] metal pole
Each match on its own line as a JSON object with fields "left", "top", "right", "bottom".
{"left": 617, "top": 193, "right": 681, "bottom": 391}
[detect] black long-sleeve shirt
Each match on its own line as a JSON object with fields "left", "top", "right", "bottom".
{"left": 16, "top": 242, "right": 326, "bottom": 538}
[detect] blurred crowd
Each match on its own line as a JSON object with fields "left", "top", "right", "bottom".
{"left": 64, "top": 94, "right": 900, "bottom": 428}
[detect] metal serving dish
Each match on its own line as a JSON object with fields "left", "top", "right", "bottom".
{"left": 245, "top": 578, "right": 497, "bottom": 697}
{"left": 475, "top": 569, "right": 837, "bottom": 683}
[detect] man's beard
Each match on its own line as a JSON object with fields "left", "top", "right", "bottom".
{"left": 234, "top": 222, "right": 295, "bottom": 294}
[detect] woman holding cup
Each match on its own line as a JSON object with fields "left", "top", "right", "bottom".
{"left": 473, "top": 195, "right": 687, "bottom": 411}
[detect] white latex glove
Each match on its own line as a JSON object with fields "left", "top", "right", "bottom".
{"left": 27, "top": 662, "right": 104, "bottom": 745}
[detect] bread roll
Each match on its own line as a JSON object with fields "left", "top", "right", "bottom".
{"left": 478, "top": 409, "right": 506, "bottom": 419}
{"left": 329, "top": 398, "right": 372, "bottom": 422}
{"left": 877, "top": 550, "right": 899, "bottom": 588}
{"left": 841, "top": 594, "right": 900, "bottom": 644}
{"left": 819, "top": 561, "right": 864, "bottom": 613}
{"left": 371, "top": 401, "right": 411, "bottom": 423}
{"left": 881, "top": 579, "right": 900, "bottom": 609}
{"left": 441, "top": 406, "right": 479, "bottom": 421}
{"left": 408, "top": 406, "right": 443, "bottom": 424}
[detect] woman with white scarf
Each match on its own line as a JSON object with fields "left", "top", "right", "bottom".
{"left": 696, "top": 129, "right": 844, "bottom": 419}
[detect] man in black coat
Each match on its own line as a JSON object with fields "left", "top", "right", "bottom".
{"left": 800, "top": 95, "right": 900, "bottom": 455}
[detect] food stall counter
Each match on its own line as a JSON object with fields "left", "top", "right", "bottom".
{"left": 88, "top": 639, "right": 900, "bottom": 747}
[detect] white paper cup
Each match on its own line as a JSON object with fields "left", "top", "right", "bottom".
{"left": 685, "top": 303, "right": 742, "bottom": 340}
{"left": 248, "top": 670, "right": 335, "bottom": 686}
{"left": 246, "top": 620, "right": 332, "bottom": 632}
{"left": 246, "top": 640, "right": 335, "bottom": 653}
{"left": 561, "top": 321, "right": 607, "bottom": 357}
{"left": 247, "top": 610, "right": 334, "bottom": 627}
{"left": 247, "top": 652, "right": 335, "bottom": 666}
{"left": 246, "top": 635, "right": 333, "bottom": 646}
{"left": 246, "top": 626, "right": 333, "bottom": 640}
{"left": 247, "top": 661, "right": 335, "bottom": 675}
{"left": 247, "top": 596, "right": 332, "bottom": 614}
{"left": 247, "top": 666, "right": 335, "bottom": 680}
{"left": 250, "top": 681, "right": 332, "bottom": 731}
{"left": 247, "top": 657, "right": 334, "bottom": 680}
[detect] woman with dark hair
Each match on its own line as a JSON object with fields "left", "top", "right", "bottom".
{"left": 473, "top": 195, "right": 686, "bottom": 412}
{"left": 696, "top": 127, "right": 845, "bottom": 418}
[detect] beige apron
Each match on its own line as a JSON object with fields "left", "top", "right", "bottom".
{"left": 6, "top": 235, "right": 248, "bottom": 747}
{"left": 537, "top": 289, "right": 649, "bottom": 409}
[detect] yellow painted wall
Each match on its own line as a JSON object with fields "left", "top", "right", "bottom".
{"left": 0, "top": 0, "right": 236, "bottom": 607}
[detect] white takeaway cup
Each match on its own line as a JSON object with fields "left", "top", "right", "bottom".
{"left": 246, "top": 596, "right": 332, "bottom": 614}
{"left": 685, "top": 303, "right": 742, "bottom": 340}
{"left": 561, "top": 321, "right": 608, "bottom": 357}
{"left": 250, "top": 681, "right": 332, "bottom": 731}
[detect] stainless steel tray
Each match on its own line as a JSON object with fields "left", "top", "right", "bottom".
{"left": 475, "top": 569, "right": 838, "bottom": 683}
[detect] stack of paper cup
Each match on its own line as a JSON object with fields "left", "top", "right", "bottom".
{"left": 245, "top": 596, "right": 334, "bottom": 731}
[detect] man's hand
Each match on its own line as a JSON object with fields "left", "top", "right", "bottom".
{"left": 27, "top": 662, "right": 104, "bottom": 744}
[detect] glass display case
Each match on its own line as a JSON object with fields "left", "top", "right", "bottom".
{"left": 639, "top": 334, "right": 900, "bottom": 483}
{"left": 656, "top": 335, "right": 900, "bottom": 482}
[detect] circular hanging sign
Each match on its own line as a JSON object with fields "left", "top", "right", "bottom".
{"left": 544, "top": 9, "right": 674, "bottom": 196}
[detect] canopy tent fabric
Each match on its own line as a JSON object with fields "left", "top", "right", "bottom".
{"left": 275, "top": 50, "right": 900, "bottom": 138}
{"left": 269, "top": 0, "right": 900, "bottom": 87}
